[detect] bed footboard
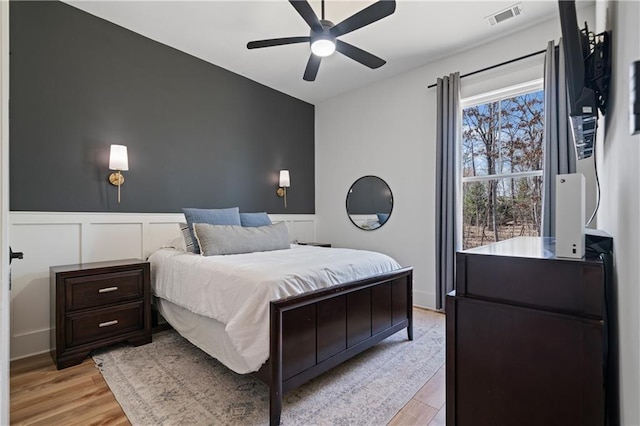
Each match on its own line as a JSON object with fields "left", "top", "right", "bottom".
{"left": 266, "top": 267, "right": 413, "bottom": 425}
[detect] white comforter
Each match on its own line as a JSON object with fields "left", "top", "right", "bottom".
{"left": 149, "top": 245, "right": 402, "bottom": 372}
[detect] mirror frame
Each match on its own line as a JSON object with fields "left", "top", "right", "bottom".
{"left": 345, "top": 175, "right": 394, "bottom": 231}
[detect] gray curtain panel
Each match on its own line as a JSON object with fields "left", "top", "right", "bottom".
{"left": 542, "top": 40, "right": 576, "bottom": 237}
{"left": 435, "top": 72, "right": 460, "bottom": 311}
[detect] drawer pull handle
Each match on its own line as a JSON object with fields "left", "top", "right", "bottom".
{"left": 98, "top": 287, "right": 119, "bottom": 293}
{"left": 99, "top": 320, "right": 118, "bottom": 328}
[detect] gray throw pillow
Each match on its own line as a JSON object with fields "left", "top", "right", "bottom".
{"left": 193, "top": 222, "right": 290, "bottom": 256}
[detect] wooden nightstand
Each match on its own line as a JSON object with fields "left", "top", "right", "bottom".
{"left": 297, "top": 242, "right": 332, "bottom": 248}
{"left": 50, "top": 259, "right": 152, "bottom": 369}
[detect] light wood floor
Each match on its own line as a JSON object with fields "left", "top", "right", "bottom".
{"left": 10, "top": 351, "right": 445, "bottom": 426}
{"left": 389, "top": 365, "right": 446, "bottom": 426}
{"left": 10, "top": 354, "right": 129, "bottom": 425}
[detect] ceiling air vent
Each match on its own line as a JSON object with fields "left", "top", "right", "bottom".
{"left": 486, "top": 3, "right": 524, "bottom": 26}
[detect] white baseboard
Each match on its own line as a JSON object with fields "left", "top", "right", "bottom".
{"left": 10, "top": 328, "right": 49, "bottom": 361}
{"left": 412, "top": 289, "right": 436, "bottom": 310}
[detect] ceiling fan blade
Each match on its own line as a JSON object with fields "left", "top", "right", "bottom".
{"left": 289, "top": 0, "right": 322, "bottom": 32}
{"left": 330, "top": 0, "right": 396, "bottom": 38}
{"left": 336, "top": 40, "right": 386, "bottom": 69}
{"left": 303, "top": 54, "right": 322, "bottom": 81}
{"left": 247, "top": 36, "right": 310, "bottom": 49}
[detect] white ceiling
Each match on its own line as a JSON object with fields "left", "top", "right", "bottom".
{"left": 64, "top": 0, "right": 569, "bottom": 104}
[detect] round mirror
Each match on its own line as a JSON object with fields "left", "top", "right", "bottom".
{"left": 346, "top": 176, "right": 393, "bottom": 230}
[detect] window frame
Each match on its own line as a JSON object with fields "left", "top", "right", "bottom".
{"left": 457, "top": 78, "right": 544, "bottom": 249}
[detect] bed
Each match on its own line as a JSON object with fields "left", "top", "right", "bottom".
{"left": 149, "top": 243, "right": 413, "bottom": 425}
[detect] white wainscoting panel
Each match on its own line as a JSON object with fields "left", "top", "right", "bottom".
{"left": 86, "top": 223, "right": 143, "bottom": 262}
{"left": 9, "top": 223, "right": 81, "bottom": 359}
{"left": 147, "top": 222, "right": 185, "bottom": 255}
{"left": 8, "top": 211, "right": 315, "bottom": 360}
{"left": 283, "top": 218, "right": 315, "bottom": 243}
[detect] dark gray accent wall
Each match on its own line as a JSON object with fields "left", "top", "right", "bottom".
{"left": 9, "top": 1, "right": 314, "bottom": 213}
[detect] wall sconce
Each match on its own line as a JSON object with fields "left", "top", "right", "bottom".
{"left": 276, "top": 170, "right": 290, "bottom": 208}
{"left": 108, "top": 144, "right": 128, "bottom": 203}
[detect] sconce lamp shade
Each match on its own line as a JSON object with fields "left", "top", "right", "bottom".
{"left": 279, "top": 170, "right": 290, "bottom": 188}
{"left": 109, "top": 145, "right": 129, "bottom": 171}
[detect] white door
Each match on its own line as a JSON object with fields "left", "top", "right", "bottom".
{"left": 0, "top": 0, "right": 10, "bottom": 422}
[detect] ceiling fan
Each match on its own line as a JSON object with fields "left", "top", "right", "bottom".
{"left": 247, "top": 0, "right": 396, "bottom": 82}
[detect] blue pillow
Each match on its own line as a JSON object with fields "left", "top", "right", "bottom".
{"left": 182, "top": 207, "right": 241, "bottom": 254}
{"left": 240, "top": 212, "right": 272, "bottom": 227}
{"left": 377, "top": 213, "right": 390, "bottom": 225}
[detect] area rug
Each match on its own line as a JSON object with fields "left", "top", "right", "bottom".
{"left": 93, "top": 308, "right": 444, "bottom": 425}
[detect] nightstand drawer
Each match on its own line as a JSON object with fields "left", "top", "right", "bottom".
{"left": 66, "top": 269, "right": 144, "bottom": 311}
{"left": 66, "top": 302, "right": 144, "bottom": 347}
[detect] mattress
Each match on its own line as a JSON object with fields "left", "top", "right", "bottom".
{"left": 149, "top": 245, "right": 402, "bottom": 373}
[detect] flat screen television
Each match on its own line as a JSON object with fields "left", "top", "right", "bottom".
{"left": 558, "top": 0, "right": 610, "bottom": 160}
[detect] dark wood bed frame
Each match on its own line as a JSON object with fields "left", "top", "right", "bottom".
{"left": 254, "top": 266, "right": 413, "bottom": 425}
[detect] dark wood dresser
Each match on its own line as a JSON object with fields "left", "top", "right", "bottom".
{"left": 446, "top": 237, "right": 614, "bottom": 426}
{"left": 50, "top": 259, "right": 152, "bottom": 369}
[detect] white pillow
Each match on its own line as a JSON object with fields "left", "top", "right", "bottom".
{"left": 193, "top": 222, "right": 290, "bottom": 256}
{"left": 161, "top": 236, "right": 186, "bottom": 252}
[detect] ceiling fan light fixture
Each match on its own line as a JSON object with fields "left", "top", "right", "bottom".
{"left": 310, "top": 38, "right": 335, "bottom": 57}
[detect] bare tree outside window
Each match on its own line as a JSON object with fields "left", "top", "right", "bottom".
{"left": 461, "top": 89, "right": 544, "bottom": 249}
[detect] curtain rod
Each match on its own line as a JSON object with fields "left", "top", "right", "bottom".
{"left": 426, "top": 47, "right": 549, "bottom": 89}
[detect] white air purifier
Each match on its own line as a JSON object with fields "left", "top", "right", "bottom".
{"left": 555, "top": 173, "right": 585, "bottom": 258}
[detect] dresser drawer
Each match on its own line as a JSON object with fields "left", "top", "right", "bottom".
{"left": 66, "top": 302, "right": 144, "bottom": 347}
{"left": 65, "top": 269, "right": 144, "bottom": 311}
{"left": 457, "top": 253, "right": 604, "bottom": 319}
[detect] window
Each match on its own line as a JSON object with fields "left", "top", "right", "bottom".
{"left": 460, "top": 81, "right": 544, "bottom": 250}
